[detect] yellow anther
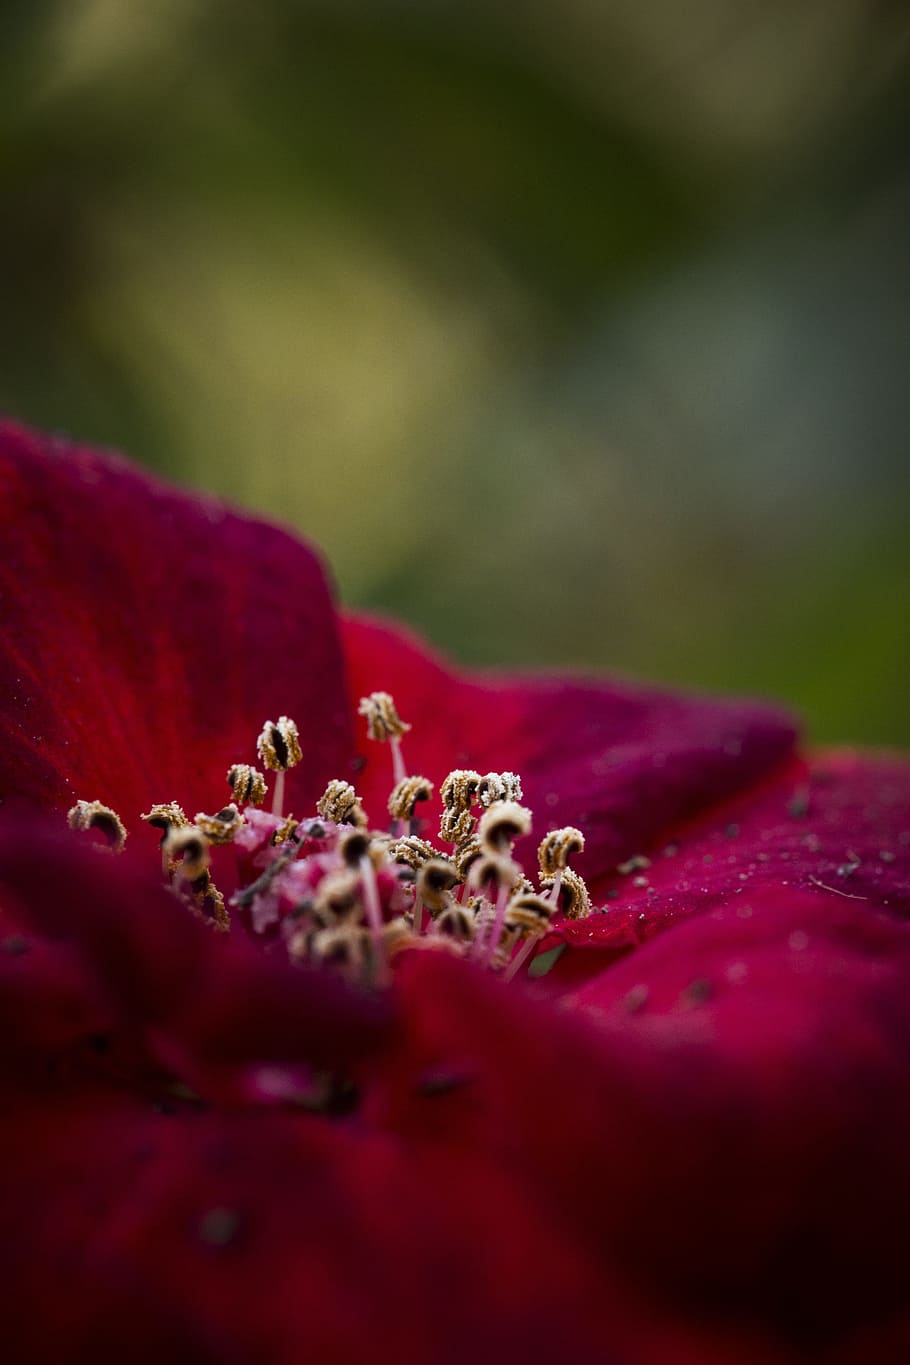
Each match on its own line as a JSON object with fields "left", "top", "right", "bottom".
{"left": 193, "top": 875, "right": 230, "bottom": 933}
{"left": 416, "top": 858, "right": 460, "bottom": 913}
{"left": 67, "top": 799, "right": 127, "bottom": 853}
{"left": 163, "top": 825, "right": 210, "bottom": 882}
{"left": 478, "top": 801, "right": 532, "bottom": 854}
{"left": 538, "top": 826, "right": 585, "bottom": 876}
{"left": 439, "top": 807, "right": 477, "bottom": 845}
{"left": 383, "top": 917, "right": 414, "bottom": 959}
{"left": 388, "top": 775, "right": 434, "bottom": 822}
{"left": 440, "top": 769, "right": 481, "bottom": 811}
{"left": 256, "top": 716, "right": 302, "bottom": 773}
{"left": 540, "top": 867, "right": 592, "bottom": 920}
{"left": 453, "top": 835, "right": 483, "bottom": 879}
{"left": 504, "top": 892, "right": 554, "bottom": 938}
{"left": 194, "top": 804, "right": 243, "bottom": 845}
{"left": 141, "top": 802, "right": 189, "bottom": 836}
{"left": 227, "top": 764, "right": 267, "bottom": 807}
{"left": 317, "top": 779, "right": 367, "bottom": 828}
{"left": 358, "top": 691, "right": 410, "bottom": 742}
{"left": 313, "top": 869, "right": 363, "bottom": 922}
{"left": 387, "top": 835, "right": 442, "bottom": 871}
{"left": 468, "top": 850, "right": 521, "bottom": 895}
{"left": 435, "top": 903, "right": 475, "bottom": 943}
{"left": 477, "top": 771, "right": 523, "bottom": 808}
{"left": 310, "top": 924, "right": 369, "bottom": 974}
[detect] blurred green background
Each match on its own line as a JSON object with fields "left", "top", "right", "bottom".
{"left": 3, "top": 0, "right": 909, "bottom": 743}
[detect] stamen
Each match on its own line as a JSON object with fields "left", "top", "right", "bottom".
{"left": 476, "top": 771, "right": 524, "bottom": 807}
{"left": 358, "top": 691, "right": 410, "bottom": 787}
{"left": 67, "top": 799, "right": 127, "bottom": 853}
{"left": 478, "top": 801, "right": 532, "bottom": 854}
{"left": 227, "top": 763, "right": 267, "bottom": 808}
{"left": 317, "top": 779, "right": 367, "bottom": 828}
{"left": 388, "top": 775, "right": 433, "bottom": 830}
{"left": 502, "top": 893, "right": 555, "bottom": 981}
{"left": 163, "top": 825, "right": 210, "bottom": 882}
{"left": 414, "top": 857, "right": 459, "bottom": 933}
{"left": 256, "top": 716, "right": 302, "bottom": 817}
{"left": 195, "top": 804, "right": 244, "bottom": 845}
{"left": 538, "top": 826, "right": 585, "bottom": 876}
{"left": 387, "top": 834, "right": 442, "bottom": 871}
{"left": 539, "top": 867, "right": 592, "bottom": 920}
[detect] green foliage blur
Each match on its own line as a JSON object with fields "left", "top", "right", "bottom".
{"left": 3, "top": 0, "right": 909, "bottom": 743}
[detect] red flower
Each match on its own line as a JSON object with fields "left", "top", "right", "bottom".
{"left": 1, "top": 418, "right": 909, "bottom": 1363}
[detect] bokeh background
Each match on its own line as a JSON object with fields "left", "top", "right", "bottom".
{"left": 3, "top": 0, "right": 909, "bottom": 743}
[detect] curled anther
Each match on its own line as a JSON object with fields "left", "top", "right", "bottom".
{"left": 141, "top": 802, "right": 189, "bottom": 838}
{"left": 453, "top": 835, "right": 483, "bottom": 880}
{"left": 468, "top": 850, "right": 521, "bottom": 896}
{"left": 384, "top": 917, "right": 414, "bottom": 960}
{"left": 504, "top": 892, "right": 554, "bottom": 938}
{"left": 387, "top": 834, "right": 442, "bottom": 871}
{"left": 317, "top": 779, "right": 367, "bottom": 828}
{"left": 439, "top": 807, "right": 477, "bottom": 845}
{"left": 192, "top": 874, "right": 230, "bottom": 932}
{"left": 435, "top": 902, "right": 476, "bottom": 943}
{"left": 477, "top": 771, "right": 523, "bottom": 808}
{"left": 313, "top": 869, "right": 364, "bottom": 922}
{"left": 227, "top": 763, "right": 267, "bottom": 807}
{"left": 416, "top": 858, "right": 460, "bottom": 914}
{"left": 164, "top": 825, "right": 210, "bottom": 882}
{"left": 257, "top": 716, "right": 302, "bottom": 772}
{"left": 310, "top": 924, "right": 369, "bottom": 976}
{"left": 540, "top": 867, "right": 592, "bottom": 920}
{"left": 478, "top": 801, "right": 532, "bottom": 854}
{"left": 67, "top": 800, "right": 127, "bottom": 853}
{"left": 358, "top": 691, "right": 410, "bottom": 742}
{"left": 194, "top": 804, "right": 243, "bottom": 845}
{"left": 440, "top": 769, "right": 481, "bottom": 812}
{"left": 338, "top": 827, "right": 385, "bottom": 871}
{"left": 538, "top": 826, "right": 585, "bottom": 876}
{"left": 388, "top": 775, "right": 434, "bottom": 823}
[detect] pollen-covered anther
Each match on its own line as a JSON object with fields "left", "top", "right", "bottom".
{"left": 440, "top": 769, "right": 481, "bottom": 812}
{"left": 163, "top": 825, "right": 210, "bottom": 882}
{"left": 227, "top": 763, "right": 267, "bottom": 807}
{"left": 468, "top": 850, "right": 521, "bottom": 896}
{"left": 67, "top": 799, "right": 127, "bottom": 853}
{"left": 478, "top": 801, "right": 532, "bottom": 854}
{"left": 416, "top": 858, "right": 460, "bottom": 913}
{"left": 477, "top": 771, "right": 523, "bottom": 808}
{"left": 317, "top": 779, "right": 367, "bottom": 828}
{"left": 540, "top": 867, "right": 592, "bottom": 920}
{"left": 141, "top": 802, "right": 189, "bottom": 837}
{"left": 193, "top": 876, "right": 230, "bottom": 933}
{"left": 439, "top": 807, "right": 477, "bottom": 845}
{"left": 387, "top": 834, "right": 442, "bottom": 871}
{"left": 504, "top": 892, "right": 554, "bottom": 938}
{"left": 538, "top": 826, "right": 585, "bottom": 876}
{"left": 257, "top": 716, "right": 302, "bottom": 772}
{"left": 383, "top": 917, "right": 415, "bottom": 959}
{"left": 435, "top": 903, "right": 476, "bottom": 943}
{"left": 453, "top": 835, "right": 483, "bottom": 880}
{"left": 388, "top": 775, "right": 434, "bottom": 822}
{"left": 338, "top": 827, "right": 379, "bottom": 871}
{"left": 358, "top": 691, "right": 410, "bottom": 743}
{"left": 313, "top": 870, "right": 364, "bottom": 923}
{"left": 310, "top": 924, "right": 369, "bottom": 974}
{"left": 194, "top": 804, "right": 243, "bottom": 845}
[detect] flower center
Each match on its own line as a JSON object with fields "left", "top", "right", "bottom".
{"left": 66, "top": 692, "right": 594, "bottom": 984}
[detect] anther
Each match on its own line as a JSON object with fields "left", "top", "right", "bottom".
{"left": 387, "top": 834, "right": 442, "bottom": 871}
{"left": 453, "top": 835, "right": 483, "bottom": 880}
{"left": 440, "top": 769, "right": 481, "bottom": 811}
{"left": 164, "top": 825, "right": 210, "bottom": 882}
{"left": 476, "top": 771, "right": 523, "bottom": 808}
{"left": 313, "top": 869, "right": 363, "bottom": 922}
{"left": 540, "top": 867, "right": 592, "bottom": 920}
{"left": 67, "top": 800, "right": 127, "bottom": 853}
{"left": 388, "top": 775, "right": 433, "bottom": 824}
{"left": 256, "top": 716, "right": 302, "bottom": 817}
{"left": 194, "top": 804, "right": 243, "bottom": 845}
{"left": 338, "top": 827, "right": 374, "bottom": 870}
{"left": 358, "top": 691, "right": 410, "bottom": 786}
{"left": 478, "top": 801, "right": 532, "bottom": 854}
{"left": 310, "top": 925, "right": 369, "bottom": 976}
{"left": 317, "top": 779, "right": 367, "bottom": 828}
{"left": 538, "top": 826, "right": 585, "bottom": 876}
{"left": 439, "top": 807, "right": 477, "bottom": 845}
{"left": 142, "top": 802, "right": 190, "bottom": 836}
{"left": 435, "top": 903, "right": 476, "bottom": 944}
{"left": 413, "top": 856, "right": 459, "bottom": 934}
{"left": 227, "top": 763, "right": 267, "bottom": 808}
{"left": 502, "top": 893, "right": 555, "bottom": 981}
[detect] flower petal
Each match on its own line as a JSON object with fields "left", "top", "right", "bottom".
{"left": 0, "top": 421, "right": 351, "bottom": 822}
{"left": 342, "top": 613, "right": 798, "bottom": 883}
{"left": 558, "top": 750, "right": 910, "bottom": 958}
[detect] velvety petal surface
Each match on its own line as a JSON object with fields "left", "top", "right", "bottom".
{"left": 341, "top": 615, "right": 798, "bottom": 886}
{"left": 556, "top": 750, "right": 910, "bottom": 960}
{"left": 0, "top": 421, "right": 352, "bottom": 823}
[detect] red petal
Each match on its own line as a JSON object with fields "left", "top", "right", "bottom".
{"left": 341, "top": 614, "right": 797, "bottom": 883}
{"left": 0, "top": 421, "right": 351, "bottom": 823}
{"left": 558, "top": 749, "right": 910, "bottom": 959}
{"left": 371, "top": 889, "right": 910, "bottom": 1352}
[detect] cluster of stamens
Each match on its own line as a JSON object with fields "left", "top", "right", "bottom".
{"left": 66, "top": 691, "right": 593, "bottom": 985}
